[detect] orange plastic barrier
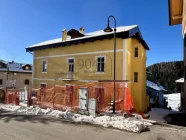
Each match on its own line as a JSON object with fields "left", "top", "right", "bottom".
{"left": 5, "top": 90, "right": 18, "bottom": 105}
{"left": 30, "top": 82, "right": 134, "bottom": 113}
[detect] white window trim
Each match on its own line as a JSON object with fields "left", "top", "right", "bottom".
{"left": 40, "top": 82, "right": 47, "bottom": 88}
{"left": 95, "top": 55, "right": 106, "bottom": 73}
{"left": 41, "top": 59, "right": 47, "bottom": 73}
{"left": 66, "top": 57, "right": 75, "bottom": 63}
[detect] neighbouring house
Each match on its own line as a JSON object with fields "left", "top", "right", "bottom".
{"left": 0, "top": 60, "right": 32, "bottom": 92}
{"left": 26, "top": 25, "right": 150, "bottom": 112}
{"left": 168, "top": 0, "right": 186, "bottom": 110}
{"left": 175, "top": 77, "right": 184, "bottom": 110}
{"left": 146, "top": 80, "right": 168, "bottom": 108}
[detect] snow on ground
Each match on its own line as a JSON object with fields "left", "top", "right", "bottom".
{"left": 0, "top": 104, "right": 153, "bottom": 133}
{"left": 0, "top": 104, "right": 21, "bottom": 111}
{"left": 164, "top": 93, "right": 180, "bottom": 111}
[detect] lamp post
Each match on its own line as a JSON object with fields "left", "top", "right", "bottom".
{"left": 6, "top": 62, "right": 9, "bottom": 92}
{"left": 103, "top": 15, "right": 116, "bottom": 114}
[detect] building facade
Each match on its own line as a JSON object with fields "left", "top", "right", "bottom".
{"left": 26, "top": 25, "right": 150, "bottom": 112}
{"left": 168, "top": 0, "right": 186, "bottom": 110}
{"left": 0, "top": 60, "right": 32, "bottom": 91}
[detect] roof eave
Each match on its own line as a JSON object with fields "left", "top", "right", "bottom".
{"left": 26, "top": 31, "right": 130, "bottom": 52}
{"left": 168, "top": 0, "right": 183, "bottom": 26}
{"left": 26, "top": 26, "right": 150, "bottom": 52}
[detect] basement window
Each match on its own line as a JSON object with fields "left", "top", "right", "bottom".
{"left": 134, "top": 72, "right": 138, "bottom": 82}
{"left": 134, "top": 47, "right": 138, "bottom": 57}
{"left": 40, "top": 83, "right": 47, "bottom": 88}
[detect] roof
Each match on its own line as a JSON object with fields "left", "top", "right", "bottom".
{"left": 0, "top": 60, "right": 32, "bottom": 73}
{"left": 26, "top": 25, "right": 150, "bottom": 52}
{"left": 146, "top": 80, "right": 167, "bottom": 91}
{"left": 175, "top": 77, "right": 184, "bottom": 83}
{"left": 168, "top": 0, "right": 183, "bottom": 26}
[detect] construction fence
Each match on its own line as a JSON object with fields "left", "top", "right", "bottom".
{"left": 31, "top": 81, "right": 134, "bottom": 114}
{"left": 5, "top": 88, "right": 28, "bottom": 105}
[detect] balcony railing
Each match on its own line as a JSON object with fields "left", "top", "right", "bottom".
{"left": 54, "top": 72, "right": 77, "bottom": 80}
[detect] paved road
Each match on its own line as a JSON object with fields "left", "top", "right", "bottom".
{"left": 0, "top": 111, "right": 186, "bottom": 140}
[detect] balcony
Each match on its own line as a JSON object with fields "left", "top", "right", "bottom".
{"left": 54, "top": 72, "right": 77, "bottom": 81}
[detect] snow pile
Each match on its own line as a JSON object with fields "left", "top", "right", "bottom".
{"left": 72, "top": 115, "right": 150, "bottom": 133}
{"left": 19, "top": 101, "right": 28, "bottom": 107}
{"left": 0, "top": 104, "right": 21, "bottom": 111}
{"left": 0, "top": 104, "right": 152, "bottom": 133}
{"left": 16, "top": 106, "right": 43, "bottom": 115}
{"left": 164, "top": 93, "right": 180, "bottom": 111}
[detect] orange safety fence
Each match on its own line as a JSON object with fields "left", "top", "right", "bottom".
{"left": 30, "top": 81, "right": 134, "bottom": 113}
{"left": 5, "top": 90, "right": 19, "bottom": 105}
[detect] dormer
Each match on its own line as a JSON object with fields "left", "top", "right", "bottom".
{"left": 22, "top": 64, "right": 32, "bottom": 70}
{"left": 67, "top": 28, "right": 85, "bottom": 39}
{"left": 0, "top": 61, "right": 7, "bottom": 68}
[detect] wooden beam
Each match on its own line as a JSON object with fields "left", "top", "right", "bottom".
{"left": 172, "top": 15, "right": 182, "bottom": 20}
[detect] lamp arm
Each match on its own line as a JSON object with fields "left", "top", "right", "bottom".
{"left": 108, "top": 15, "right": 116, "bottom": 30}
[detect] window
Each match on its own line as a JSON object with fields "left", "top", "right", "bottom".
{"left": 0, "top": 79, "right": 2, "bottom": 85}
{"left": 24, "top": 79, "right": 29, "bottom": 85}
{"left": 68, "top": 59, "right": 74, "bottom": 72}
{"left": 134, "top": 47, "right": 138, "bottom": 57}
{"left": 134, "top": 72, "right": 138, "bottom": 82}
{"left": 97, "top": 56, "right": 105, "bottom": 72}
{"left": 40, "top": 83, "right": 47, "bottom": 88}
{"left": 42, "top": 60, "right": 47, "bottom": 72}
{"left": 185, "top": 66, "right": 186, "bottom": 80}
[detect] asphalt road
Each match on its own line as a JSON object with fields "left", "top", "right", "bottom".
{"left": 0, "top": 111, "right": 186, "bottom": 140}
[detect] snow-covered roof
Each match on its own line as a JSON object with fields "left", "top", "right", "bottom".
{"left": 26, "top": 25, "right": 150, "bottom": 52}
{"left": 27, "top": 25, "right": 137, "bottom": 48}
{"left": 175, "top": 78, "right": 184, "bottom": 83}
{"left": 0, "top": 61, "right": 32, "bottom": 73}
{"left": 146, "top": 80, "right": 167, "bottom": 91}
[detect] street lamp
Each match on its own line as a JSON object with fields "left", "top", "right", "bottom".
{"left": 5, "top": 62, "right": 9, "bottom": 91}
{"left": 103, "top": 15, "right": 116, "bottom": 114}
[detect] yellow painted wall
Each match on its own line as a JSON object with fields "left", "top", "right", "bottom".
{"left": 125, "top": 38, "right": 148, "bottom": 112}
{"left": 33, "top": 37, "right": 148, "bottom": 112}
{"left": 33, "top": 38, "right": 124, "bottom": 87}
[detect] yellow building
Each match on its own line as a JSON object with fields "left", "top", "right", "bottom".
{"left": 26, "top": 25, "right": 150, "bottom": 112}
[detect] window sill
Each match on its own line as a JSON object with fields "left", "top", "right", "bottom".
{"left": 95, "top": 72, "right": 105, "bottom": 74}
{"left": 41, "top": 72, "right": 47, "bottom": 74}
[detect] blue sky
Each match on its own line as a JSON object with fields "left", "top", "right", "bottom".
{"left": 0, "top": 0, "right": 183, "bottom": 66}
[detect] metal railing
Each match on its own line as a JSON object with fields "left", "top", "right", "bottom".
{"left": 54, "top": 72, "right": 77, "bottom": 80}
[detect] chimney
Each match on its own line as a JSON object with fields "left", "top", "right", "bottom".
{"left": 62, "top": 29, "right": 67, "bottom": 41}
{"left": 79, "top": 27, "right": 84, "bottom": 34}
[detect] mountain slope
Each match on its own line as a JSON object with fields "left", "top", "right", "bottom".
{"left": 146, "top": 61, "right": 184, "bottom": 93}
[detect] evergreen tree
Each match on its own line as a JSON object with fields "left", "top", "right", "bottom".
{"left": 147, "top": 61, "right": 184, "bottom": 93}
